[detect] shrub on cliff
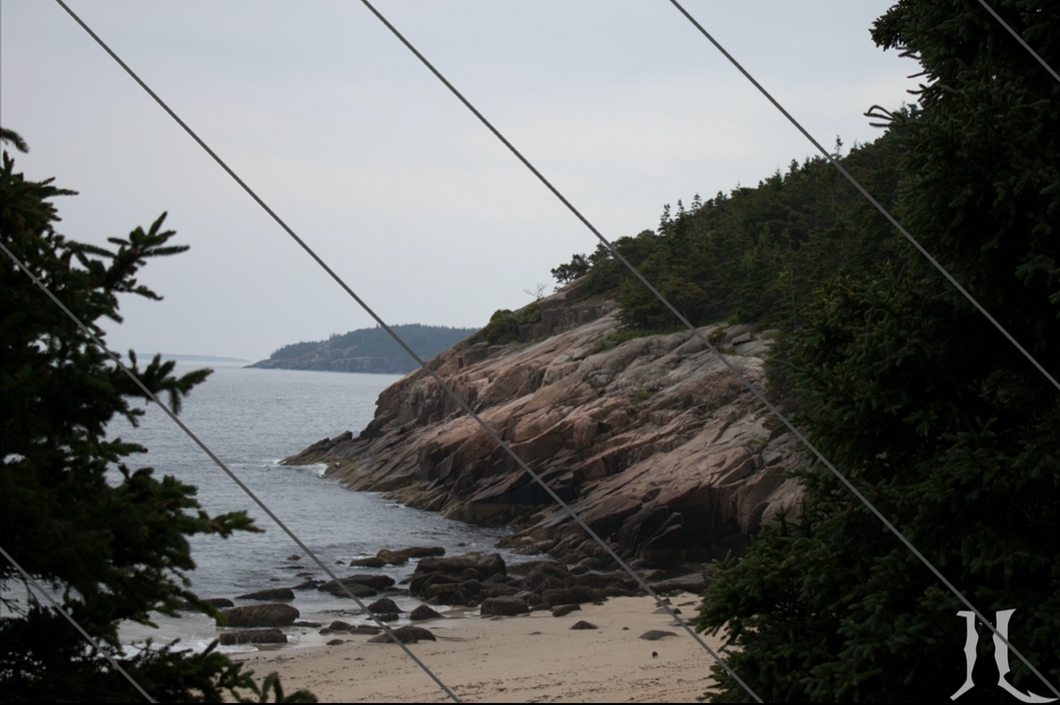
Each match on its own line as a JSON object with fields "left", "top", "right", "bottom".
{"left": 0, "top": 128, "right": 313, "bottom": 702}
{"left": 697, "top": 1, "right": 1060, "bottom": 701}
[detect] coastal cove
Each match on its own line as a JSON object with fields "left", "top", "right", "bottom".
{"left": 105, "top": 363, "right": 522, "bottom": 654}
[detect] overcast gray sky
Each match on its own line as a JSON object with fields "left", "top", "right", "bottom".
{"left": 2, "top": 1, "right": 917, "bottom": 363}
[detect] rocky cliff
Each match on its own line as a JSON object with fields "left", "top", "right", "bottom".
{"left": 283, "top": 282, "right": 806, "bottom": 565}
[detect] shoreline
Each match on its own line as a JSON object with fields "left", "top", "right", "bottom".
{"left": 234, "top": 592, "right": 723, "bottom": 703}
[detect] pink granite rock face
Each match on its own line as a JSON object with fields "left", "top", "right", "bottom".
{"left": 283, "top": 284, "right": 806, "bottom": 564}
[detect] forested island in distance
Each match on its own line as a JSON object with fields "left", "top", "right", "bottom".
{"left": 249, "top": 324, "right": 480, "bottom": 374}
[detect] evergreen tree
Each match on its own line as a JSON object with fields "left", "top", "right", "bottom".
{"left": 0, "top": 129, "right": 314, "bottom": 702}
{"left": 697, "top": 1, "right": 1060, "bottom": 701}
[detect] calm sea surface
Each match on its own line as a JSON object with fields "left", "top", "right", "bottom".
{"left": 108, "top": 362, "right": 519, "bottom": 653}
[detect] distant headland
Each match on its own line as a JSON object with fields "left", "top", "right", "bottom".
{"left": 160, "top": 353, "right": 250, "bottom": 363}
{"left": 248, "top": 324, "right": 479, "bottom": 374}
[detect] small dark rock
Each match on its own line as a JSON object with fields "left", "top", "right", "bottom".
{"left": 376, "top": 549, "right": 409, "bottom": 566}
{"left": 219, "top": 628, "right": 287, "bottom": 645}
{"left": 639, "top": 630, "right": 678, "bottom": 641}
{"left": 409, "top": 605, "right": 442, "bottom": 621}
{"left": 366, "top": 598, "right": 401, "bottom": 614}
{"left": 570, "top": 620, "right": 598, "bottom": 630}
{"left": 292, "top": 579, "right": 324, "bottom": 591}
{"left": 236, "top": 588, "right": 295, "bottom": 602}
{"left": 292, "top": 621, "right": 322, "bottom": 628}
{"left": 551, "top": 604, "right": 581, "bottom": 618}
{"left": 220, "top": 604, "right": 299, "bottom": 628}
{"left": 541, "top": 586, "right": 599, "bottom": 607}
{"left": 349, "top": 625, "right": 383, "bottom": 635}
{"left": 648, "top": 573, "right": 708, "bottom": 595}
{"left": 367, "top": 625, "right": 436, "bottom": 644}
{"left": 350, "top": 557, "right": 387, "bottom": 568}
{"left": 396, "top": 546, "right": 446, "bottom": 559}
{"left": 326, "top": 639, "right": 346, "bottom": 646}
{"left": 328, "top": 620, "right": 354, "bottom": 631}
{"left": 287, "top": 554, "right": 300, "bottom": 561}
{"left": 481, "top": 596, "right": 530, "bottom": 616}
{"left": 201, "top": 598, "right": 234, "bottom": 609}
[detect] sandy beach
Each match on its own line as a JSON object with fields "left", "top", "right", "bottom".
{"left": 234, "top": 593, "right": 724, "bottom": 703}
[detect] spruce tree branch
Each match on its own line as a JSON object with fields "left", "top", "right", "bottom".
{"left": 977, "top": 0, "right": 1060, "bottom": 86}
{"left": 0, "top": 544, "right": 156, "bottom": 703}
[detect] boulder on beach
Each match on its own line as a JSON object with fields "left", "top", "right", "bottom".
{"left": 648, "top": 573, "right": 709, "bottom": 595}
{"left": 639, "top": 629, "right": 678, "bottom": 641}
{"left": 349, "top": 625, "right": 383, "bottom": 635}
{"left": 551, "top": 604, "right": 581, "bottom": 618}
{"left": 395, "top": 546, "right": 446, "bottom": 559}
{"left": 409, "top": 605, "right": 442, "bottom": 621}
{"left": 366, "top": 597, "right": 401, "bottom": 614}
{"left": 318, "top": 574, "right": 394, "bottom": 597}
{"left": 541, "top": 586, "right": 600, "bottom": 607}
{"left": 367, "top": 625, "right": 436, "bottom": 644}
{"left": 220, "top": 603, "right": 299, "bottom": 628}
{"left": 570, "top": 620, "right": 598, "bottom": 630}
{"left": 236, "top": 587, "right": 295, "bottom": 602}
{"left": 415, "top": 552, "right": 506, "bottom": 579}
{"left": 349, "top": 556, "right": 387, "bottom": 568}
{"left": 218, "top": 628, "right": 288, "bottom": 645}
{"left": 480, "top": 596, "right": 529, "bottom": 616}
{"left": 376, "top": 549, "right": 409, "bottom": 566}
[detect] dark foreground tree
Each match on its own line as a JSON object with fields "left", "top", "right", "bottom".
{"left": 697, "top": 1, "right": 1060, "bottom": 702}
{"left": 0, "top": 129, "right": 314, "bottom": 702}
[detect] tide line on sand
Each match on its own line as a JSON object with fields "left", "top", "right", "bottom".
{"left": 233, "top": 592, "right": 724, "bottom": 703}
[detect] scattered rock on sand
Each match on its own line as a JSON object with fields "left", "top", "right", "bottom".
{"left": 220, "top": 604, "right": 299, "bottom": 628}
{"left": 349, "top": 625, "right": 383, "bottom": 635}
{"left": 326, "top": 639, "right": 346, "bottom": 646}
{"left": 481, "top": 596, "right": 530, "bottom": 616}
{"left": 639, "top": 630, "right": 678, "bottom": 641}
{"left": 570, "top": 620, "right": 598, "bottom": 630}
{"left": 236, "top": 587, "right": 295, "bottom": 602}
{"left": 218, "top": 628, "right": 287, "bottom": 645}
{"left": 367, "top": 625, "right": 436, "bottom": 644}
{"left": 366, "top": 597, "right": 401, "bottom": 614}
{"left": 328, "top": 620, "right": 353, "bottom": 631}
{"left": 648, "top": 573, "right": 708, "bottom": 595}
{"left": 409, "top": 605, "right": 442, "bottom": 621}
{"left": 551, "top": 604, "right": 581, "bottom": 618}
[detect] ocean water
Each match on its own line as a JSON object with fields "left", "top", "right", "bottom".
{"left": 106, "top": 362, "right": 520, "bottom": 653}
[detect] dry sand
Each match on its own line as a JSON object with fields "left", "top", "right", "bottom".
{"left": 234, "top": 593, "right": 724, "bottom": 703}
